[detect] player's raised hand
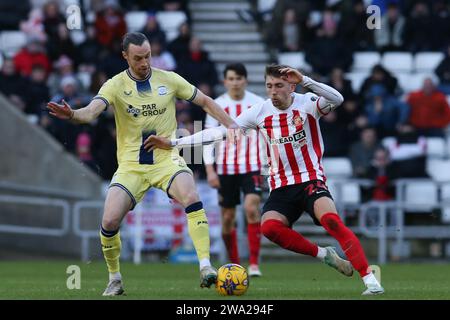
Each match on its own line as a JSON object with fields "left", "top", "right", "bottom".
{"left": 144, "top": 135, "right": 172, "bottom": 151}
{"left": 47, "top": 100, "right": 74, "bottom": 120}
{"left": 226, "top": 123, "right": 243, "bottom": 145}
{"left": 279, "top": 67, "right": 303, "bottom": 85}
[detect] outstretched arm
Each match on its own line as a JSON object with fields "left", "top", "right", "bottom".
{"left": 47, "top": 98, "right": 107, "bottom": 124}
{"left": 144, "top": 126, "right": 227, "bottom": 151}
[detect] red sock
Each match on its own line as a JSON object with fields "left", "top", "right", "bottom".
{"left": 320, "top": 213, "right": 370, "bottom": 277}
{"left": 247, "top": 223, "right": 261, "bottom": 265}
{"left": 222, "top": 228, "right": 240, "bottom": 264}
{"left": 261, "top": 219, "right": 318, "bottom": 257}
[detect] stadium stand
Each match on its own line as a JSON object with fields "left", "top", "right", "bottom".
{"left": 1, "top": 0, "right": 450, "bottom": 262}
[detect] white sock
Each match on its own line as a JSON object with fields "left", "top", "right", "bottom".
{"left": 199, "top": 258, "right": 211, "bottom": 270}
{"left": 362, "top": 272, "right": 380, "bottom": 286}
{"left": 316, "top": 246, "right": 327, "bottom": 261}
{"left": 109, "top": 272, "right": 122, "bottom": 281}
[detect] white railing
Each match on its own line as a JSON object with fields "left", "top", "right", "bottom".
{"left": 0, "top": 195, "right": 70, "bottom": 236}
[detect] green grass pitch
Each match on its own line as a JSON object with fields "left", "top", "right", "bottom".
{"left": 1, "top": 261, "right": 449, "bottom": 299}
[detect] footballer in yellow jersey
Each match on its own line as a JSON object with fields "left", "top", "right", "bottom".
{"left": 47, "top": 32, "right": 240, "bottom": 296}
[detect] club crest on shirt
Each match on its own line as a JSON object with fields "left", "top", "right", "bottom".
{"left": 123, "top": 90, "right": 132, "bottom": 96}
{"left": 292, "top": 114, "right": 303, "bottom": 127}
{"left": 158, "top": 86, "right": 167, "bottom": 95}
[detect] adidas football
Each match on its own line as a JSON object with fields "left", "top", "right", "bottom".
{"left": 215, "top": 263, "right": 249, "bottom": 296}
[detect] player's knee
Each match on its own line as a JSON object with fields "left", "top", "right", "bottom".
{"left": 222, "top": 210, "right": 235, "bottom": 226}
{"left": 244, "top": 203, "right": 258, "bottom": 217}
{"left": 261, "top": 219, "right": 281, "bottom": 241}
{"left": 182, "top": 191, "right": 200, "bottom": 208}
{"left": 102, "top": 217, "right": 121, "bottom": 231}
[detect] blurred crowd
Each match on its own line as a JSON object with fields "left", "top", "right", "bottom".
{"left": 247, "top": 0, "right": 450, "bottom": 201}
{"left": 0, "top": 0, "right": 218, "bottom": 180}
{"left": 1, "top": 0, "right": 450, "bottom": 200}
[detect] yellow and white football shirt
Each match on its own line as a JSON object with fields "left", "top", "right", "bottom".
{"left": 94, "top": 68, "right": 197, "bottom": 205}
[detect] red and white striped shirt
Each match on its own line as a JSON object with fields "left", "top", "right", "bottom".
{"left": 204, "top": 91, "right": 265, "bottom": 175}
{"left": 234, "top": 92, "right": 328, "bottom": 190}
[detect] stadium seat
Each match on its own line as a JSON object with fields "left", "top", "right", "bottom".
{"left": 426, "top": 159, "right": 450, "bottom": 182}
{"left": 351, "top": 51, "right": 381, "bottom": 72}
{"left": 395, "top": 72, "right": 433, "bottom": 92}
{"left": 322, "top": 157, "right": 353, "bottom": 178}
{"left": 381, "top": 136, "right": 396, "bottom": 149}
{"left": 125, "top": 11, "right": 148, "bottom": 32}
{"left": 382, "top": 52, "right": 413, "bottom": 73}
{"left": 341, "top": 182, "right": 361, "bottom": 204}
{"left": 0, "top": 31, "right": 27, "bottom": 58}
{"left": 156, "top": 11, "right": 187, "bottom": 42}
{"left": 278, "top": 52, "right": 312, "bottom": 72}
{"left": 426, "top": 137, "right": 446, "bottom": 158}
{"left": 414, "top": 52, "right": 444, "bottom": 73}
{"left": 345, "top": 72, "right": 369, "bottom": 92}
{"left": 404, "top": 181, "right": 439, "bottom": 209}
{"left": 441, "top": 183, "right": 450, "bottom": 202}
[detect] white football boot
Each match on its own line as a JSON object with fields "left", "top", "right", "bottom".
{"left": 200, "top": 265, "right": 217, "bottom": 288}
{"left": 102, "top": 279, "right": 125, "bottom": 296}
{"left": 323, "top": 246, "right": 354, "bottom": 277}
{"left": 248, "top": 264, "right": 262, "bottom": 277}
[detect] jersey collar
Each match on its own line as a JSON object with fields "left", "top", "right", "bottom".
{"left": 126, "top": 68, "right": 151, "bottom": 82}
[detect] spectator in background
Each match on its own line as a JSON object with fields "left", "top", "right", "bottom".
{"left": 42, "top": 1, "right": 64, "bottom": 43}
{"left": 140, "top": 14, "right": 167, "bottom": 48}
{"left": 149, "top": 39, "right": 176, "bottom": 71}
{"left": 93, "top": 113, "right": 118, "bottom": 180}
{"left": 328, "top": 67, "right": 355, "bottom": 100}
{"left": 365, "top": 146, "right": 395, "bottom": 202}
{"left": 20, "top": 8, "right": 47, "bottom": 43}
{"left": 374, "top": 3, "right": 405, "bottom": 52}
{"left": 95, "top": 0, "right": 127, "bottom": 49}
{"left": 76, "top": 131, "right": 98, "bottom": 173}
{"left": 337, "top": 98, "right": 369, "bottom": 144}
{"left": 432, "top": 0, "right": 450, "bottom": 51}
{"left": 47, "top": 55, "right": 82, "bottom": 97}
{"left": 403, "top": 1, "right": 434, "bottom": 52}
{"left": 365, "top": 84, "right": 410, "bottom": 138}
{"left": 0, "top": 0, "right": 30, "bottom": 30}
{"left": 360, "top": 64, "right": 400, "bottom": 102}
{"left": 435, "top": 44, "right": 450, "bottom": 94}
{"left": 88, "top": 70, "right": 108, "bottom": 96}
{"left": 384, "top": 125, "right": 428, "bottom": 178}
{"left": 281, "top": 8, "right": 300, "bottom": 52}
{"left": 305, "top": 8, "right": 353, "bottom": 76}
{"left": 46, "top": 23, "right": 79, "bottom": 64}
{"left": 339, "top": 0, "right": 374, "bottom": 51}
{"left": 46, "top": 76, "right": 92, "bottom": 152}
{"left": 98, "top": 39, "right": 128, "bottom": 78}
{"left": 320, "top": 110, "right": 349, "bottom": 157}
{"left": 25, "top": 64, "right": 49, "bottom": 117}
{"left": 168, "top": 22, "right": 191, "bottom": 61}
{"left": 13, "top": 36, "right": 51, "bottom": 77}
{"left": 407, "top": 77, "right": 450, "bottom": 137}
{"left": 176, "top": 37, "right": 218, "bottom": 88}
{"left": 0, "top": 57, "right": 29, "bottom": 112}
{"left": 349, "top": 127, "right": 380, "bottom": 178}
{"left": 78, "top": 24, "right": 103, "bottom": 70}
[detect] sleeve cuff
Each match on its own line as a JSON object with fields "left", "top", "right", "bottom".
{"left": 92, "top": 96, "right": 110, "bottom": 111}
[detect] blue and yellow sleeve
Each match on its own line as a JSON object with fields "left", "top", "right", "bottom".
{"left": 94, "top": 78, "right": 116, "bottom": 108}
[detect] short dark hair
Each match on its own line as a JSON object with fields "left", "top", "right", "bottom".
{"left": 265, "top": 64, "right": 290, "bottom": 79}
{"left": 223, "top": 63, "right": 247, "bottom": 78}
{"left": 122, "top": 32, "right": 148, "bottom": 51}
